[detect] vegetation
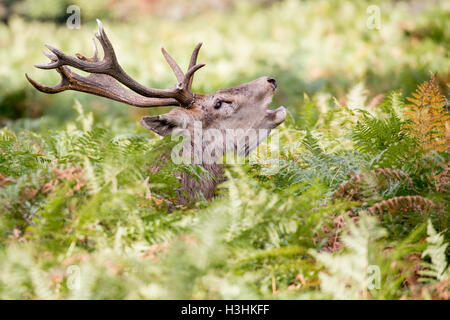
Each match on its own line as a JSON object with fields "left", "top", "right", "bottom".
{"left": 0, "top": 0, "right": 448, "bottom": 299}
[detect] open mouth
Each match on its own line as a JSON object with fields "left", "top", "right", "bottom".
{"left": 265, "top": 105, "right": 287, "bottom": 127}
{"left": 263, "top": 83, "right": 285, "bottom": 124}
{"left": 266, "top": 106, "right": 285, "bottom": 115}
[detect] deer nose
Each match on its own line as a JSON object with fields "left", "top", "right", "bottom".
{"left": 267, "top": 77, "right": 277, "bottom": 89}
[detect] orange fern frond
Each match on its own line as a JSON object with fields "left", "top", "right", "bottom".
{"left": 403, "top": 74, "right": 450, "bottom": 153}
{"left": 434, "top": 165, "right": 450, "bottom": 193}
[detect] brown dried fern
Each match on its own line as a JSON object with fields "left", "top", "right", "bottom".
{"left": 403, "top": 73, "right": 450, "bottom": 153}
{"left": 368, "top": 195, "right": 437, "bottom": 216}
{"left": 333, "top": 168, "right": 415, "bottom": 199}
{"left": 314, "top": 210, "right": 358, "bottom": 253}
{"left": 434, "top": 166, "right": 450, "bottom": 194}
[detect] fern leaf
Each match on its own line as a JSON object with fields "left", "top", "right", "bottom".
{"left": 403, "top": 74, "right": 450, "bottom": 153}
{"left": 367, "top": 196, "right": 438, "bottom": 216}
{"left": 418, "top": 220, "right": 449, "bottom": 283}
{"left": 333, "top": 168, "right": 415, "bottom": 199}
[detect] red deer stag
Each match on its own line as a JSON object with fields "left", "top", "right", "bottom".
{"left": 26, "top": 20, "right": 286, "bottom": 201}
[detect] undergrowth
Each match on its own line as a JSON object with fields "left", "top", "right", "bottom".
{"left": 0, "top": 73, "right": 448, "bottom": 299}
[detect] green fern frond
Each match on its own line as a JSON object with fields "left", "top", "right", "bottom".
{"left": 418, "top": 220, "right": 449, "bottom": 283}
{"left": 351, "top": 108, "right": 416, "bottom": 168}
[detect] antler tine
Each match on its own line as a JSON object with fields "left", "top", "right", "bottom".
{"left": 92, "top": 38, "right": 99, "bottom": 60}
{"left": 25, "top": 66, "right": 71, "bottom": 94}
{"left": 34, "top": 48, "right": 60, "bottom": 69}
{"left": 75, "top": 38, "right": 100, "bottom": 63}
{"left": 184, "top": 63, "right": 206, "bottom": 89}
{"left": 25, "top": 73, "right": 64, "bottom": 93}
{"left": 161, "top": 47, "right": 185, "bottom": 83}
{"left": 42, "top": 49, "right": 58, "bottom": 61}
{"left": 94, "top": 19, "right": 120, "bottom": 65}
{"left": 89, "top": 38, "right": 99, "bottom": 62}
{"left": 189, "top": 43, "right": 202, "bottom": 69}
{"left": 187, "top": 42, "right": 203, "bottom": 90}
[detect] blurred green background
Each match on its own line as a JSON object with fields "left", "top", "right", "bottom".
{"left": 1, "top": 0, "right": 449, "bottom": 126}
{"left": 0, "top": 0, "right": 449, "bottom": 300}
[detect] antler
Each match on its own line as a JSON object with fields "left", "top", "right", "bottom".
{"left": 25, "top": 20, "right": 205, "bottom": 108}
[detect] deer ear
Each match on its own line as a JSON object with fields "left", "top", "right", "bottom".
{"left": 141, "top": 115, "right": 180, "bottom": 136}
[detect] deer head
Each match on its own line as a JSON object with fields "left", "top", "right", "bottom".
{"left": 26, "top": 20, "right": 286, "bottom": 160}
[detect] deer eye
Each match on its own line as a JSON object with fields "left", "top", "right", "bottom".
{"left": 214, "top": 100, "right": 223, "bottom": 109}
